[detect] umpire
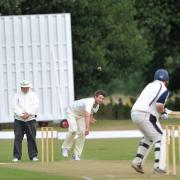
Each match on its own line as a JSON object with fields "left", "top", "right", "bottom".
{"left": 12, "top": 80, "right": 39, "bottom": 162}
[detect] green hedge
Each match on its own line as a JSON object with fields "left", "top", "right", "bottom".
{"left": 96, "top": 96, "right": 180, "bottom": 120}
{"left": 96, "top": 97, "right": 135, "bottom": 120}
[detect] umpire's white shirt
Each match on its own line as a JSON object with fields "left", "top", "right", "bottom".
{"left": 132, "top": 80, "right": 168, "bottom": 118}
{"left": 12, "top": 90, "right": 39, "bottom": 121}
{"left": 69, "top": 98, "right": 99, "bottom": 116}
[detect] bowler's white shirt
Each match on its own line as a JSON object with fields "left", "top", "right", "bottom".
{"left": 132, "top": 80, "right": 168, "bottom": 118}
{"left": 12, "top": 90, "right": 39, "bottom": 121}
{"left": 70, "top": 98, "right": 99, "bottom": 115}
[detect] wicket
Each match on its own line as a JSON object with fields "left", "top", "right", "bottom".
{"left": 165, "top": 125, "right": 180, "bottom": 175}
{"left": 41, "top": 127, "right": 54, "bottom": 163}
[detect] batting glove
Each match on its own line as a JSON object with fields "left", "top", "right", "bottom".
{"left": 164, "top": 108, "right": 172, "bottom": 114}
{"left": 160, "top": 112, "right": 169, "bottom": 120}
{"left": 160, "top": 108, "right": 172, "bottom": 120}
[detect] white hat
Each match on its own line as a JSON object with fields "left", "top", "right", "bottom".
{"left": 20, "top": 80, "right": 31, "bottom": 88}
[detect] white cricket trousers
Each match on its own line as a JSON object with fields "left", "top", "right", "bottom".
{"left": 131, "top": 110, "right": 166, "bottom": 170}
{"left": 61, "top": 109, "right": 86, "bottom": 157}
{"left": 131, "top": 111, "right": 163, "bottom": 141}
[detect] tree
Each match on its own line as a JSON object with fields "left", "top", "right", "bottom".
{"left": 135, "top": 0, "right": 180, "bottom": 92}
{"left": 51, "top": 0, "right": 152, "bottom": 96}
{"left": 0, "top": 0, "right": 21, "bottom": 15}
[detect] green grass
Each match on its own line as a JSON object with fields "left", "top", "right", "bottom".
{"left": 92, "top": 119, "right": 137, "bottom": 130}
{"left": 1, "top": 138, "right": 152, "bottom": 162}
{"left": 1, "top": 138, "right": 180, "bottom": 179}
{"left": 0, "top": 138, "right": 152, "bottom": 180}
{"left": 0, "top": 167, "right": 73, "bottom": 180}
{"left": 84, "top": 138, "right": 143, "bottom": 160}
{"left": 0, "top": 139, "right": 61, "bottom": 162}
{"left": 91, "top": 118, "right": 180, "bottom": 131}
{"left": 1, "top": 119, "right": 180, "bottom": 179}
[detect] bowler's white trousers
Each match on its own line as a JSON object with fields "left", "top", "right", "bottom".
{"left": 61, "top": 109, "right": 86, "bottom": 157}
{"left": 131, "top": 111, "right": 166, "bottom": 170}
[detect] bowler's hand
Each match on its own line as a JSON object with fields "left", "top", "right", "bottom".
{"left": 85, "top": 128, "right": 89, "bottom": 136}
{"left": 90, "top": 118, "right": 96, "bottom": 124}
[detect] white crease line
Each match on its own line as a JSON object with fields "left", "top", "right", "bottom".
{"left": 0, "top": 163, "right": 13, "bottom": 165}
{"left": 82, "top": 176, "right": 94, "bottom": 180}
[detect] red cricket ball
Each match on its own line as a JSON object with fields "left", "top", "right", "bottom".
{"left": 60, "top": 119, "right": 69, "bottom": 128}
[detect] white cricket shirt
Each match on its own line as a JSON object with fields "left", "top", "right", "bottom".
{"left": 70, "top": 98, "right": 99, "bottom": 115}
{"left": 132, "top": 80, "right": 168, "bottom": 117}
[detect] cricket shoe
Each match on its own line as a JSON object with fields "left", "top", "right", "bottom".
{"left": 32, "top": 157, "right": 39, "bottom": 161}
{"left": 154, "top": 167, "right": 166, "bottom": 174}
{"left": 61, "top": 148, "right": 68, "bottom": 157}
{"left": 72, "top": 154, "right": 80, "bottom": 161}
{"left": 131, "top": 162, "right": 144, "bottom": 174}
{"left": 12, "top": 158, "right": 20, "bottom": 162}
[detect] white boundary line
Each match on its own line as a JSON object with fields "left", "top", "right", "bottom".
{"left": 1, "top": 129, "right": 175, "bottom": 140}
{"left": 0, "top": 130, "right": 144, "bottom": 139}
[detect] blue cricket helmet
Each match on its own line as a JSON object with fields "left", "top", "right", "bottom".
{"left": 154, "top": 69, "right": 169, "bottom": 81}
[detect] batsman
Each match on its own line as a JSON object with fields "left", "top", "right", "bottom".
{"left": 131, "top": 69, "right": 171, "bottom": 174}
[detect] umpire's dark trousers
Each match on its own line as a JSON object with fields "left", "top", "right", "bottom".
{"left": 13, "top": 119, "right": 38, "bottom": 160}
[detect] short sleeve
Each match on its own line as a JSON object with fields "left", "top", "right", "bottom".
{"left": 85, "top": 100, "right": 94, "bottom": 113}
{"left": 157, "top": 90, "right": 169, "bottom": 104}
